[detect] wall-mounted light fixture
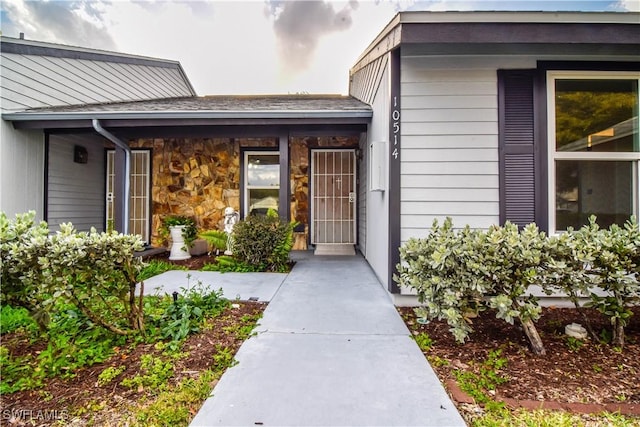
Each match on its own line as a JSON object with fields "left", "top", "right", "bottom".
{"left": 74, "top": 145, "right": 88, "bottom": 163}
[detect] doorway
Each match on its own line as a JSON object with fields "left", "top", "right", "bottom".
{"left": 311, "top": 150, "right": 356, "bottom": 255}
{"left": 106, "top": 149, "right": 151, "bottom": 243}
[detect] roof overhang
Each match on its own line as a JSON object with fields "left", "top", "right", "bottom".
{"left": 351, "top": 11, "right": 640, "bottom": 74}
{"left": 2, "top": 95, "right": 373, "bottom": 136}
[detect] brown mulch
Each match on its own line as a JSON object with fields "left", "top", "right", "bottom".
{"left": 0, "top": 301, "right": 265, "bottom": 425}
{"left": 399, "top": 305, "right": 640, "bottom": 417}
{"left": 3, "top": 248, "right": 639, "bottom": 423}
{"left": 143, "top": 250, "right": 215, "bottom": 270}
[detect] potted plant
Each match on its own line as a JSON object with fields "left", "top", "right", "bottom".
{"left": 161, "top": 216, "right": 197, "bottom": 260}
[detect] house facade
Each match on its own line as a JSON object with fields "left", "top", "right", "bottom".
{"left": 0, "top": 35, "right": 196, "bottom": 231}
{"left": 1, "top": 12, "right": 639, "bottom": 298}
{"left": 349, "top": 11, "right": 639, "bottom": 297}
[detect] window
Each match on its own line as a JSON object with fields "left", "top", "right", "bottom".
{"left": 244, "top": 151, "right": 279, "bottom": 216}
{"left": 548, "top": 72, "right": 639, "bottom": 232}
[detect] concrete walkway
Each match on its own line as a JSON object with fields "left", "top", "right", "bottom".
{"left": 180, "top": 253, "right": 465, "bottom": 427}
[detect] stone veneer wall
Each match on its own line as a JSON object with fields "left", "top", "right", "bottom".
{"left": 131, "top": 137, "right": 275, "bottom": 246}
{"left": 132, "top": 135, "right": 358, "bottom": 248}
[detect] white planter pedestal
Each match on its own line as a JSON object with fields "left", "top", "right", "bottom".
{"left": 169, "top": 225, "right": 191, "bottom": 260}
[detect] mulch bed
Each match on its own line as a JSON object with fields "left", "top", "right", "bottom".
{"left": 1, "top": 301, "right": 266, "bottom": 425}
{"left": 142, "top": 250, "right": 216, "bottom": 270}
{"left": 399, "top": 305, "right": 640, "bottom": 417}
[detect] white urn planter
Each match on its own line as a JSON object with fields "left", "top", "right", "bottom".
{"left": 169, "top": 225, "right": 191, "bottom": 261}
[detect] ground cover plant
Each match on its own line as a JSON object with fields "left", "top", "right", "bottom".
{"left": 400, "top": 306, "right": 640, "bottom": 426}
{"left": 1, "top": 299, "right": 264, "bottom": 425}
{"left": 0, "top": 211, "right": 266, "bottom": 425}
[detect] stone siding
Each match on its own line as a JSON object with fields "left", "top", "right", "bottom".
{"left": 131, "top": 135, "right": 358, "bottom": 248}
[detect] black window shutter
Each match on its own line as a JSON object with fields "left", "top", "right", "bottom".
{"left": 498, "top": 70, "right": 539, "bottom": 228}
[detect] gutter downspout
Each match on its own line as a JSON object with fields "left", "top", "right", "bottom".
{"left": 92, "top": 119, "right": 130, "bottom": 235}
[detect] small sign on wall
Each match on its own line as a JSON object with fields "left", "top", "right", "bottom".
{"left": 74, "top": 145, "right": 88, "bottom": 164}
{"left": 369, "top": 140, "right": 386, "bottom": 192}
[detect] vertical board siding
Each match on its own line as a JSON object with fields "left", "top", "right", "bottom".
{"left": 47, "top": 135, "right": 105, "bottom": 232}
{"left": 400, "top": 59, "right": 500, "bottom": 246}
{"left": 349, "top": 55, "right": 388, "bottom": 105}
{"left": 498, "top": 71, "right": 537, "bottom": 227}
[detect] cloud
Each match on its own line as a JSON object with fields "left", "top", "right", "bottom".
{"left": 1, "top": 0, "right": 116, "bottom": 49}
{"left": 616, "top": 0, "right": 640, "bottom": 11}
{"left": 265, "top": 0, "right": 359, "bottom": 72}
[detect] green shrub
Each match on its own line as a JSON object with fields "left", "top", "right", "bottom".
{"left": 397, "top": 219, "right": 547, "bottom": 354}
{"left": 199, "top": 229, "right": 228, "bottom": 252}
{"left": 398, "top": 216, "right": 639, "bottom": 354}
{"left": 544, "top": 216, "right": 639, "bottom": 348}
{"left": 0, "top": 211, "right": 51, "bottom": 329}
{"left": 396, "top": 218, "right": 486, "bottom": 343}
{"left": 231, "top": 210, "right": 296, "bottom": 272}
{"left": 1, "top": 211, "right": 145, "bottom": 335}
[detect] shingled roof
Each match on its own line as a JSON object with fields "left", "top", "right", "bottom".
{"left": 5, "top": 94, "right": 371, "bottom": 116}
{"left": 3, "top": 94, "right": 372, "bottom": 131}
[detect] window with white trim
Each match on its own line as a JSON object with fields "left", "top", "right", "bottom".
{"left": 548, "top": 71, "right": 639, "bottom": 233}
{"left": 244, "top": 151, "right": 279, "bottom": 216}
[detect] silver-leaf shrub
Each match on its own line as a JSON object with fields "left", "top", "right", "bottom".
{"left": 397, "top": 216, "right": 639, "bottom": 353}
{"left": 1, "top": 211, "right": 145, "bottom": 335}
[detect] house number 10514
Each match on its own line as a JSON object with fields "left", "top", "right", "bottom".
{"left": 391, "top": 96, "right": 400, "bottom": 160}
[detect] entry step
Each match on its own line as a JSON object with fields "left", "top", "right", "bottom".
{"left": 313, "top": 244, "right": 356, "bottom": 256}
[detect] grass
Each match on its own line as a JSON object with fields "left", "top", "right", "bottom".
{"left": 472, "top": 408, "right": 637, "bottom": 426}
{"left": 138, "top": 259, "right": 188, "bottom": 281}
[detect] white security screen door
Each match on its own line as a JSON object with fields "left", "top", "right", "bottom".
{"left": 106, "top": 150, "right": 151, "bottom": 243}
{"left": 311, "top": 150, "right": 356, "bottom": 246}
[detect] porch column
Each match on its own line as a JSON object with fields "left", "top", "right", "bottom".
{"left": 112, "top": 146, "right": 127, "bottom": 234}
{"left": 92, "top": 119, "right": 130, "bottom": 235}
{"left": 278, "top": 131, "right": 290, "bottom": 222}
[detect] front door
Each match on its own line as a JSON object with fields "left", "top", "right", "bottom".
{"left": 311, "top": 150, "right": 356, "bottom": 253}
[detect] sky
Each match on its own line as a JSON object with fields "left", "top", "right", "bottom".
{"left": 1, "top": 0, "right": 638, "bottom": 96}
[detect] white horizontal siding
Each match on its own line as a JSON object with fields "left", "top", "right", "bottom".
{"left": 400, "top": 59, "right": 500, "bottom": 244}
{"left": 402, "top": 161, "right": 497, "bottom": 175}
{"left": 402, "top": 148, "right": 498, "bottom": 162}
{"left": 403, "top": 108, "right": 496, "bottom": 123}
{"left": 402, "top": 201, "right": 499, "bottom": 216}
{"left": 47, "top": 136, "right": 105, "bottom": 232}
{"left": 403, "top": 95, "right": 497, "bottom": 109}
{"left": 403, "top": 174, "right": 499, "bottom": 188}
{"left": 402, "top": 188, "right": 499, "bottom": 202}
{"left": 403, "top": 121, "right": 498, "bottom": 135}
{"left": 402, "top": 134, "right": 497, "bottom": 149}
{"left": 401, "top": 215, "right": 500, "bottom": 241}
